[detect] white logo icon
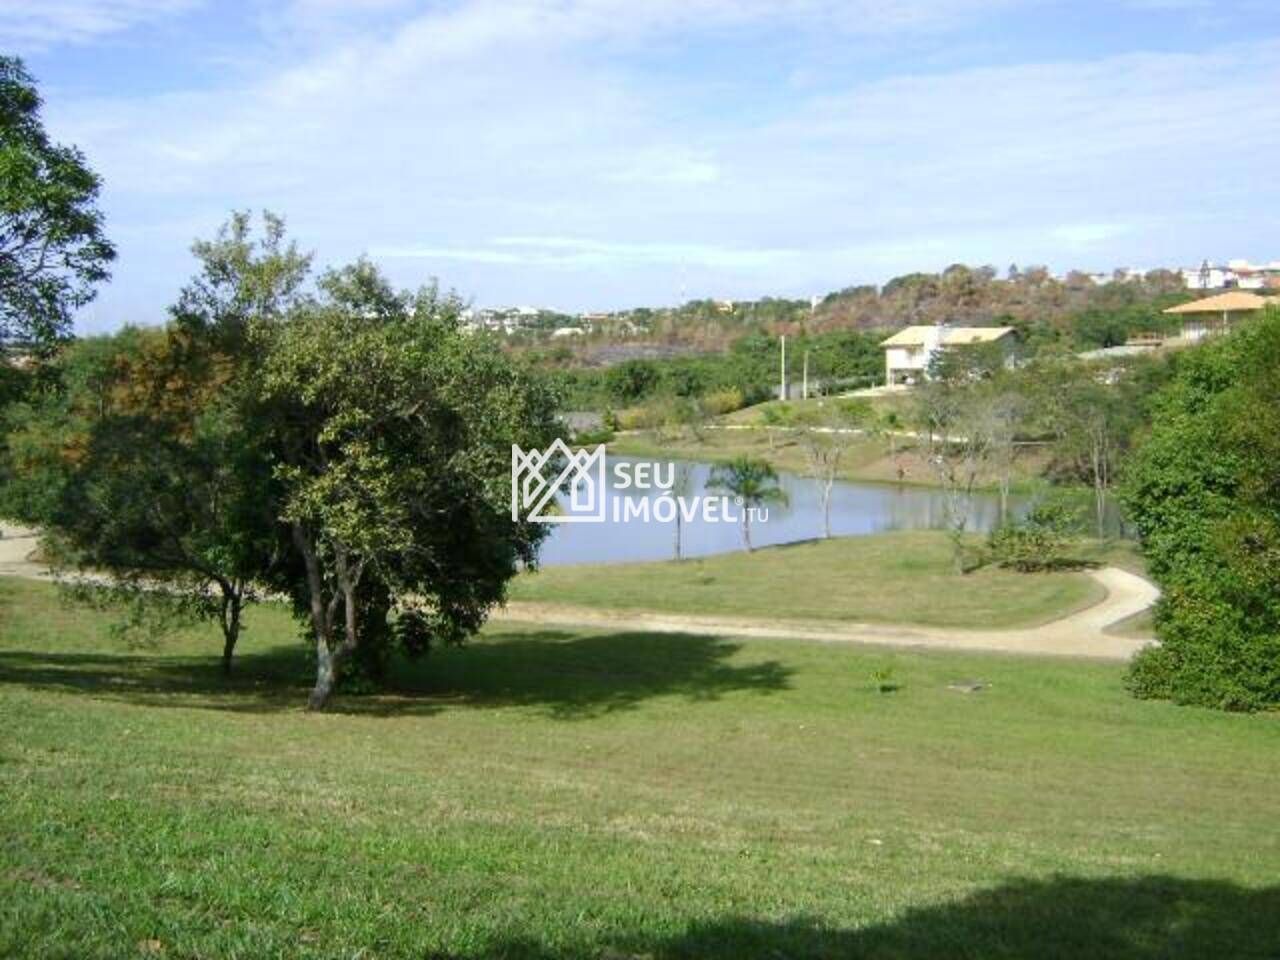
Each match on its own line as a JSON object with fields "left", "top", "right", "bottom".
{"left": 512, "top": 440, "right": 607, "bottom": 523}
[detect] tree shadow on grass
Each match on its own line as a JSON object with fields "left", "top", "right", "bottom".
{"left": 469, "top": 875, "right": 1280, "bottom": 960}
{"left": 0, "top": 629, "right": 791, "bottom": 718}
{"left": 0, "top": 646, "right": 312, "bottom": 713}
{"left": 395, "top": 630, "right": 790, "bottom": 718}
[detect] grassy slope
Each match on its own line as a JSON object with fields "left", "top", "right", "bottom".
{"left": 608, "top": 415, "right": 1049, "bottom": 491}
{"left": 510, "top": 532, "right": 1104, "bottom": 629}
{"left": 3, "top": 578, "right": 1278, "bottom": 958}
{"left": 718, "top": 394, "right": 914, "bottom": 426}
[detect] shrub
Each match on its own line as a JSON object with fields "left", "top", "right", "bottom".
{"left": 1124, "top": 638, "right": 1177, "bottom": 701}
{"left": 615, "top": 405, "right": 661, "bottom": 431}
{"left": 986, "top": 502, "right": 1082, "bottom": 572}
{"left": 573, "top": 426, "right": 615, "bottom": 446}
{"left": 605, "top": 359, "right": 660, "bottom": 403}
{"left": 870, "top": 665, "right": 899, "bottom": 693}
{"left": 701, "top": 387, "right": 745, "bottom": 416}
{"left": 761, "top": 402, "right": 793, "bottom": 426}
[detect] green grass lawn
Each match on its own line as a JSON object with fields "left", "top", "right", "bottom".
{"left": 2, "top": 576, "right": 1278, "bottom": 958}
{"left": 608, "top": 426, "right": 900, "bottom": 486}
{"left": 608, "top": 424, "right": 1050, "bottom": 493}
{"left": 719, "top": 394, "right": 916, "bottom": 427}
{"left": 510, "top": 532, "right": 1105, "bottom": 629}
{"left": 1105, "top": 608, "right": 1157, "bottom": 640}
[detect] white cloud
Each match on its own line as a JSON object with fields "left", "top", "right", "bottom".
{"left": 0, "top": 0, "right": 199, "bottom": 48}
{"left": 376, "top": 235, "right": 800, "bottom": 269}
{"left": 603, "top": 147, "right": 722, "bottom": 187}
{"left": 1050, "top": 223, "right": 1135, "bottom": 251}
{"left": 43, "top": 1, "right": 1280, "bottom": 321}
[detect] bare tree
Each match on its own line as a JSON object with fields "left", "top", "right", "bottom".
{"left": 795, "top": 400, "right": 870, "bottom": 539}
{"left": 981, "top": 388, "right": 1027, "bottom": 524}
{"left": 915, "top": 381, "right": 994, "bottom": 572}
{"left": 760, "top": 404, "right": 788, "bottom": 453}
{"left": 665, "top": 461, "right": 695, "bottom": 560}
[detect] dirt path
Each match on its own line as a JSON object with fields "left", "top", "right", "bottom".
{"left": 495, "top": 566, "right": 1159, "bottom": 660}
{"left": 2, "top": 525, "right": 1158, "bottom": 659}
{"left": 0, "top": 526, "right": 41, "bottom": 579}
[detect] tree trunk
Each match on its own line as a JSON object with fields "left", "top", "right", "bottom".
{"left": 218, "top": 584, "right": 242, "bottom": 676}
{"left": 822, "top": 479, "right": 833, "bottom": 539}
{"left": 743, "top": 511, "right": 753, "bottom": 552}
{"left": 1095, "top": 479, "right": 1107, "bottom": 539}
{"left": 1091, "top": 433, "right": 1108, "bottom": 539}
{"left": 221, "top": 603, "right": 240, "bottom": 676}
{"left": 306, "top": 545, "right": 363, "bottom": 711}
{"left": 673, "top": 508, "right": 682, "bottom": 561}
{"left": 293, "top": 522, "right": 347, "bottom": 712}
{"left": 950, "top": 525, "right": 966, "bottom": 574}
{"left": 309, "top": 644, "right": 338, "bottom": 710}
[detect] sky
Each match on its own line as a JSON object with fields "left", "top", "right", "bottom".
{"left": 5, "top": 0, "right": 1280, "bottom": 330}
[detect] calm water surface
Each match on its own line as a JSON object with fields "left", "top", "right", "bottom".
{"left": 538, "top": 456, "right": 1025, "bottom": 567}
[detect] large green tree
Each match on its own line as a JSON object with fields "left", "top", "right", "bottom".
{"left": 0, "top": 213, "right": 308, "bottom": 672}
{"left": 1, "top": 57, "right": 114, "bottom": 347}
{"left": 1122, "top": 308, "right": 1280, "bottom": 710}
{"left": 256, "top": 261, "right": 562, "bottom": 709}
{"left": 1, "top": 325, "right": 278, "bottom": 672}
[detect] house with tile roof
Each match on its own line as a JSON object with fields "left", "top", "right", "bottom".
{"left": 1162, "top": 291, "right": 1277, "bottom": 341}
{"left": 880, "top": 324, "right": 1017, "bottom": 387}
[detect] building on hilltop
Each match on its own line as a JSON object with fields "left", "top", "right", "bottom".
{"left": 1180, "top": 259, "right": 1280, "bottom": 292}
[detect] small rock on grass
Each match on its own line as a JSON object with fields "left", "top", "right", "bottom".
{"left": 947, "top": 680, "right": 989, "bottom": 693}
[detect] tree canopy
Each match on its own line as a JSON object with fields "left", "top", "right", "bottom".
{"left": 0, "top": 57, "right": 114, "bottom": 348}
{"left": 1122, "top": 307, "right": 1280, "bottom": 710}
{"left": 256, "top": 260, "right": 562, "bottom": 707}
{"left": 1, "top": 214, "right": 564, "bottom": 708}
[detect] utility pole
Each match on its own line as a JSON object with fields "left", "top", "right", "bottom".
{"left": 802, "top": 349, "right": 809, "bottom": 401}
{"left": 780, "top": 335, "right": 787, "bottom": 401}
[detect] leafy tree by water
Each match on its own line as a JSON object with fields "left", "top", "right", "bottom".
{"left": 1028, "top": 356, "right": 1148, "bottom": 537}
{"left": 706, "top": 456, "right": 788, "bottom": 552}
{"left": 256, "top": 260, "right": 563, "bottom": 709}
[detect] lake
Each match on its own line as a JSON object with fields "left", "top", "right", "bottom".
{"left": 538, "top": 456, "right": 1024, "bottom": 566}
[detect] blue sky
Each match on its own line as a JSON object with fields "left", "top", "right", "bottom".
{"left": 6, "top": 0, "right": 1280, "bottom": 329}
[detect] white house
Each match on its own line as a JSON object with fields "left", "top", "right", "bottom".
{"left": 880, "top": 325, "right": 1017, "bottom": 387}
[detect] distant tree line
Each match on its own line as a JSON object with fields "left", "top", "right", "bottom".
{"left": 509, "top": 263, "right": 1191, "bottom": 364}
{"left": 548, "top": 329, "right": 885, "bottom": 411}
